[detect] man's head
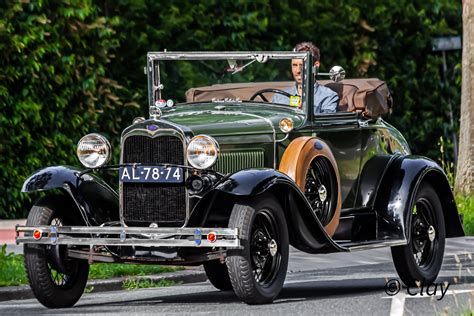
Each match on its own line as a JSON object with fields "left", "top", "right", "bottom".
{"left": 291, "top": 41, "right": 321, "bottom": 84}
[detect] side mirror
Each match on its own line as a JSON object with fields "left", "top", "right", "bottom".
{"left": 329, "top": 66, "right": 346, "bottom": 82}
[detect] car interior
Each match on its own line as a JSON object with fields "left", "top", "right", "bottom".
{"left": 185, "top": 78, "right": 392, "bottom": 118}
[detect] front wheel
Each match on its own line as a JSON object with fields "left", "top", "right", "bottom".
{"left": 391, "top": 183, "right": 445, "bottom": 287}
{"left": 24, "top": 199, "right": 89, "bottom": 308}
{"left": 226, "top": 194, "right": 289, "bottom": 304}
{"left": 203, "top": 259, "right": 233, "bottom": 291}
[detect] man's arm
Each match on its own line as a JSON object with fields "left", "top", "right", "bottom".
{"left": 316, "top": 86, "right": 339, "bottom": 114}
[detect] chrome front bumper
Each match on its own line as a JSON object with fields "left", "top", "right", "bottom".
{"left": 16, "top": 226, "right": 240, "bottom": 248}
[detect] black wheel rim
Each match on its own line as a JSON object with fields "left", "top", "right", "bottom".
{"left": 411, "top": 198, "right": 437, "bottom": 269}
{"left": 46, "top": 218, "right": 78, "bottom": 289}
{"left": 250, "top": 209, "right": 281, "bottom": 286}
{"left": 304, "top": 157, "right": 337, "bottom": 225}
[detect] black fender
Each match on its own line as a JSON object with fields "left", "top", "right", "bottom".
{"left": 373, "top": 156, "right": 464, "bottom": 241}
{"left": 22, "top": 166, "right": 119, "bottom": 225}
{"left": 188, "top": 169, "right": 348, "bottom": 254}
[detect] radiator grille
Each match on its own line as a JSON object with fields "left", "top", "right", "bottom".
{"left": 121, "top": 135, "right": 186, "bottom": 226}
{"left": 213, "top": 150, "right": 265, "bottom": 174}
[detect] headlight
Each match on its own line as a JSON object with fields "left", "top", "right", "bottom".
{"left": 186, "top": 135, "right": 219, "bottom": 169}
{"left": 279, "top": 118, "right": 294, "bottom": 133}
{"left": 76, "top": 133, "right": 111, "bottom": 168}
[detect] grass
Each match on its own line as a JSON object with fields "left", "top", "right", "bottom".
{"left": 0, "top": 244, "right": 183, "bottom": 287}
{"left": 456, "top": 195, "right": 474, "bottom": 236}
{"left": 122, "top": 278, "right": 180, "bottom": 290}
{"left": 0, "top": 245, "right": 28, "bottom": 286}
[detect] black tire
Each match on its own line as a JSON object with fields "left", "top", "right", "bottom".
{"left": 24, "top": 202, "right": 89, "bottom": 308}
{"left": 226, "top": 194, "right": 289, "bottom": 304}
{"left": 203, "top": 260, "right": 233, "bottom": 291}
{"left": 391, "top": 183, "right": 445, "bottom": 287}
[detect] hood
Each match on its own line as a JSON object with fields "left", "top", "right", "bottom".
{"left": 160, "top": 102, "right": 306, "bottom": 136}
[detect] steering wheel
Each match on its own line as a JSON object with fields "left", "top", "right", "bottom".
{"left": 249, "top": 88, "right": 294, "bottom": 102}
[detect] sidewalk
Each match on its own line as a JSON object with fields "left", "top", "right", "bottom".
{"left": 0, "top": 219, "right": 25, "bottom": 252}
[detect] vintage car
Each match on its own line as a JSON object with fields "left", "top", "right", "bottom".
{"left": 17, "top": 51, "right": 464, "bottom": 308}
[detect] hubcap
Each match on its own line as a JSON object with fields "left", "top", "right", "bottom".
{"left": 411, "top": 199, "right": 437, "bottom": 268}
{"left": 304, "top": 157, "right": 336, "bottom": 226}
{"left": 427, "top": 225, "right": 435, "bottom": 242}
{"left": 318, "top": 185, "right": 327, "bottom": 202}
{"left": 268, "top": 239, "right": 278, "bottom": 257}
{"left": 250, "top": 210, "right": 280, "bottom": 285}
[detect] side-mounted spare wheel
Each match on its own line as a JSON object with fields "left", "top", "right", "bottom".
{"left": 24, "top": 196, "right": 89, "bottom": 308}
{"left": 226, "top": 193, "right": 289, "bottom": 304}
{"left": 391, "top": 182, "right": 446, "bottom": 286}
{"left": 279, "top": 136, "right": 341, "bottom": 236}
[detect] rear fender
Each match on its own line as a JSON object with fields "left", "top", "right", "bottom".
{"left": 373, "top": 156, "right": 464, "bottom": 241}
{"left": 188, "top": 169, "right": 347, "bottom": 253}
{"left": 22, "top": 166, "right": 119, "bottom": 225}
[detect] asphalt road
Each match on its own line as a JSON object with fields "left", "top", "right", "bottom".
{"left": 1, "top": 237, "right": 473, "bottom": 315}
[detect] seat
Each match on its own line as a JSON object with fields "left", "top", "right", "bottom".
{"left": 185, "top": 78, "right": 392, "bottom": 118}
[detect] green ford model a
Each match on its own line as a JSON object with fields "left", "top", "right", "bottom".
{"left": 17, "top": 52, "right": 464, "bottom": 308}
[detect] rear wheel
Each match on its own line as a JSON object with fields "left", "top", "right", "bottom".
{"left": 203, "top": 260, "right": 232, "bottom": 291}
{"left": 24, "top": 200, "right": 89, "bottom": 308}
{"left": 226, "top": 194, "right": 289, "bottom": 304}
{"left": 391, "top": 183, "right": 445, "bottom": 286}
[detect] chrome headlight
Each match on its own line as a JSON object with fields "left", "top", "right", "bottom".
{"left": 186, "top": 135, "right": 219, "bottom": 169}
{"left": 76, "top": 133, "right": 111, "bottom": 168}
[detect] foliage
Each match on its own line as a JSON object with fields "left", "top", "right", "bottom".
{"left": 89, "top": 262, "right": 182, "bottom": 279}
{"left": 102, "top": 0, "right": 461, "bottom": 158}
{"left": 0, "top": 1, "right": 132, "bottom": 218}
{"left": 0, "top": 244, "right": 182, "bottom": 287}
{"left": 456, "top": 195, "right": 474, "bottom": 236}
{"left": 0, "top": 0, "right": 462, "bottom": 218}
{"left": 0, "top": 245, "right": 28, "bottom": 286}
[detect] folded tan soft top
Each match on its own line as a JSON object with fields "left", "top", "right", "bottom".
{"left": 185, "top": 78, "right": 392, "bottom": 118}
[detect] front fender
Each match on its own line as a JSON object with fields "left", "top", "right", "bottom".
{"left": 189, "top": 169, "right": 348, "bottom": 254}
{"left": 374, "top": 156, "right": 464, "bottom": 241}
{"left": 22, "top": 166, "right": 119, "bottom": 225}
{"left": 214, "top": 168, "right": 296, "bottom": 196}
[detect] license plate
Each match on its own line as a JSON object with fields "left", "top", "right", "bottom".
{"left": 119, "top": 166, "right": 183, "bottom": 183}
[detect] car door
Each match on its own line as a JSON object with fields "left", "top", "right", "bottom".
{"left": 309, "top": 112, "right": 362, "bottom": 210}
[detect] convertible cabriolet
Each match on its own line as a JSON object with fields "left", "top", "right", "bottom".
{"left": 16, "top": 51, "right": 464, "bottom": 308}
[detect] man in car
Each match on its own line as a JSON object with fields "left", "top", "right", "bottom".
{"left": 273, "top": 42, "right": 339, "bottom": 113}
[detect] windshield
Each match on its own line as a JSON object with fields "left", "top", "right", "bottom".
{"left": 147, "top": 52, "right": 312, "bottom": 113}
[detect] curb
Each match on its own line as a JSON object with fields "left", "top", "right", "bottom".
{"left": 0, "top": 269, "right": 207, "bottom": 302}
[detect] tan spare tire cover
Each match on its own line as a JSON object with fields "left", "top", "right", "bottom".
{"left": 279, "top": 136, "right": 341, "bottom": 237}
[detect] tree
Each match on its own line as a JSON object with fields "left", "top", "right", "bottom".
{"left": 455, "top": 0, "right": 474, "bottom": 195}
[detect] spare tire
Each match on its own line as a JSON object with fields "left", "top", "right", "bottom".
{"left": 279, "top": 136, "right": 341, "bottom": 237}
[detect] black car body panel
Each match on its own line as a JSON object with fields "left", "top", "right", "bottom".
{"left": 373, "top": 155, "right": 464, "bottom": 240}
{"left": 22, "top": 166, "right": 119, "bottom": 225}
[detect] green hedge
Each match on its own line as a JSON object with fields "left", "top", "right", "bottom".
{"left": 0, "top": 1, "right": 139, "bottom": 218}
{"left": 0, "top": 0, "right": 462, "bottom": 218}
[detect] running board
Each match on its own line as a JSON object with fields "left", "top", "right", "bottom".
{"left": 336, "top": 239, "right": 407, "bottom": 251}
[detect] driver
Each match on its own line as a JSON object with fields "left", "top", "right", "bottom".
{"left": 272, "top": 42, "right": 339, "bottom": 113}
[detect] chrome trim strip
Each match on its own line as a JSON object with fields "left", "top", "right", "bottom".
{"left": 120, "top": 128, "right": 189, "bottom": 227}
{"left": 16, "top": 226, "right": 238, "bottom": 235}
{"left": 16, "top": 226, "right": 240, "bottom": 248}
{"left": 147, "top": 51, "right": 309, "bottom": 61}
{"left": 275, "top": 133, "right": 289, "bottom": 143}
{"left": 16, "top": 237, "right": 240, "bottom": 248}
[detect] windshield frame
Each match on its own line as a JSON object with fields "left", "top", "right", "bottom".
{"left": 146, "top": 51, "right": 314, "bottom": 119}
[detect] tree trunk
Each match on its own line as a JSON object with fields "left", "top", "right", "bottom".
{"left": 455, "top": 0, "right": 474, "bottom": 195}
